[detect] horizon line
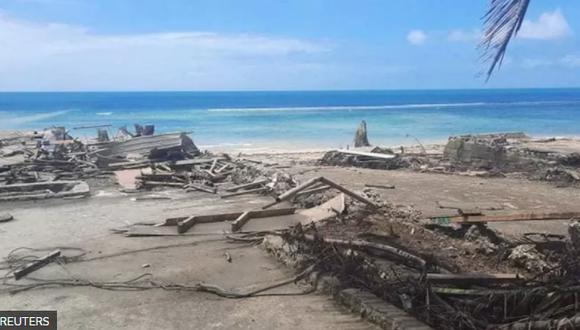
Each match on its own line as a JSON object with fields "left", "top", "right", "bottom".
{"left": 1, "top": 87, "right": 580, "bottom": 93}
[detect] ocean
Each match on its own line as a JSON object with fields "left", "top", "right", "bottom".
{"left": 1, "top": 89, "right": 579, "bottom": 152}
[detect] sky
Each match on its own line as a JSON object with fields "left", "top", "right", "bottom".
{"left": 0, "top": 0, "right": 579, "bottom": 91}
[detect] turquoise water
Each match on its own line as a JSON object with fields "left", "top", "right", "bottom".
{"left": 1, "top": 89, "right": 580, "bottom": 151}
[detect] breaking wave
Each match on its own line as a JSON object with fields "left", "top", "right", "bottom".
{"left": 206, "top": 100, "right": 579, "bottom": 113}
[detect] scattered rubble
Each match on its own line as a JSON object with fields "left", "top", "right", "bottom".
{"left": 5, "top": 126, "right": 580, "bottom": 330}
{"left": 321, "top": 131, "right": 580, "bottom": 186}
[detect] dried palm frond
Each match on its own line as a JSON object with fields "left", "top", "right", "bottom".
{"left": 480, "top": 0, "right": 531, "bottom": 80}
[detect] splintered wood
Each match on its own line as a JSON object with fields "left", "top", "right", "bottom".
{"left": 262, "top": 176, "right": 378, "bottom": 210}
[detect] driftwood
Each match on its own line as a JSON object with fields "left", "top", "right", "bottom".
{"left": 14, "top": 250, "right": 61, "bottom": 280}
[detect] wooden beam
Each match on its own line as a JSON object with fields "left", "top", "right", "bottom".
{"left": 14, "top": 250, "right": 61, "bottom": 280}
{"left": 231, "top": 211, "right": 252, "bottom": 232}
{"left": 176, "top": 208, "right": 295, "bottom": 233}
{"left": 294, "top": 185, "right": 331, "bottom": 197}
{"left": 141, "top": 181, "right": 185, "bottom": 188}
{"left": 319, "top": 177, "right": 378, "bottom": 209}
{"left": 220, "top": 187, "right": 268, "bottom": 199}
{"left": 333, "top": 150, "right": 396, "bottom": 160}
{"left": 185, "top": 183, "right": 216, "bottom": 194}
{"left": 225, "top": 179, "right": 269, "bottom": 192}
{"left": 209, "top": 159, "right": 218, "bottom": 173}
{"left": 426, "top": 273, "right": 521, "bottom": 284}
{"left": 365, "top": 184, "right": 395, "bottom": 190}
{"left": 431, "top": 211, "right": 580, "bottom": 224}
{"left": 262, "top": 177, "right": 322, "bottom": 209}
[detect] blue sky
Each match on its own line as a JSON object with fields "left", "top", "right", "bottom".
{"left": 0, "top": 0, "right": 579, "bottom": 91}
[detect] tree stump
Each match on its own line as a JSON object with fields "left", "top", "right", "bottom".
{"left": 354, "top": 120, "right": 371, "bottom": 147}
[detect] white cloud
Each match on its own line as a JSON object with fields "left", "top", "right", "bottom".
{"left": 447, "top": 29, "right": 482, "bottom": 43}
{"left": 519, "top": 9, "right": 572, "bottom": 40}
{"left": 407, "top": 30, "right": 427, "bottom": 46}
{"left": 0, "top": 13, "right": 333, "bottom": 90}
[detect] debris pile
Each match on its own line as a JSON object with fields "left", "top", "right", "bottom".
{"left": 0, "top": 126, "right": 210, "bottom": 201}
{"left": 321, "top": 132, "right": 580, "bottom": 185}
{"left": 320, "top": 148, "right": 408, "bottom": 170}
{"left": 273, "top": 201, "right": 580, "bottom": 330}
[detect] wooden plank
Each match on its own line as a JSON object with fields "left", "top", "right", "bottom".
{"left": 365, "top": 184, "right": 395, "bottom": 190}
{"left": 262, "top": 176, "right": 322, "bottom": 210}
{"left": 426, "top": 273, "right": 521, "bottom": 284}
{"left": 437, "top": 200, "right": 503, "bottom": 211}
{"left": 14, "top": 250, "right": 61, "bottom": 280}
{"left": 276, "top": 177, "right": 322, "bottom": 202}
{"left": 431, "top": 211, "right": 580, "bottom": 224}
{"left": 209, "top": 159, "right": 218, "bottom": 173}
{"left": 294, "top": 185, "right": 331, "bottom": 198}
{"left": 173, "top": 158, "right": 225, "bottom": 166}
{"left": 185, "top": 184, "right": 216, "bottom": 194}
{"left": 225, "top": 179, "right": 269, "bottom": 192}
{"left": 231, "top": 211, "right": 252, "bottom": 232}
{"left": 220, "top": 187, "right": 268, "bottom": 199}
{"left": 333, "top": 150, "right": 396, "bottom": 160}
{"left": 141, "top": 181, "right": 185, "bottom": 188}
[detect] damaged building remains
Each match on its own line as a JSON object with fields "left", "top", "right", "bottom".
{"left": 3, "top": 123, "right": 580, "bottom": 330}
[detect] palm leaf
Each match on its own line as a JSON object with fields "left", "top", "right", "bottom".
{"left": 480, "top": 0, "right": 530, "bottom": 80}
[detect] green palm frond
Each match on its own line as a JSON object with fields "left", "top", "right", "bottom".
{"left": 480, "top": 0, "right": 530, "bottom": 80}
